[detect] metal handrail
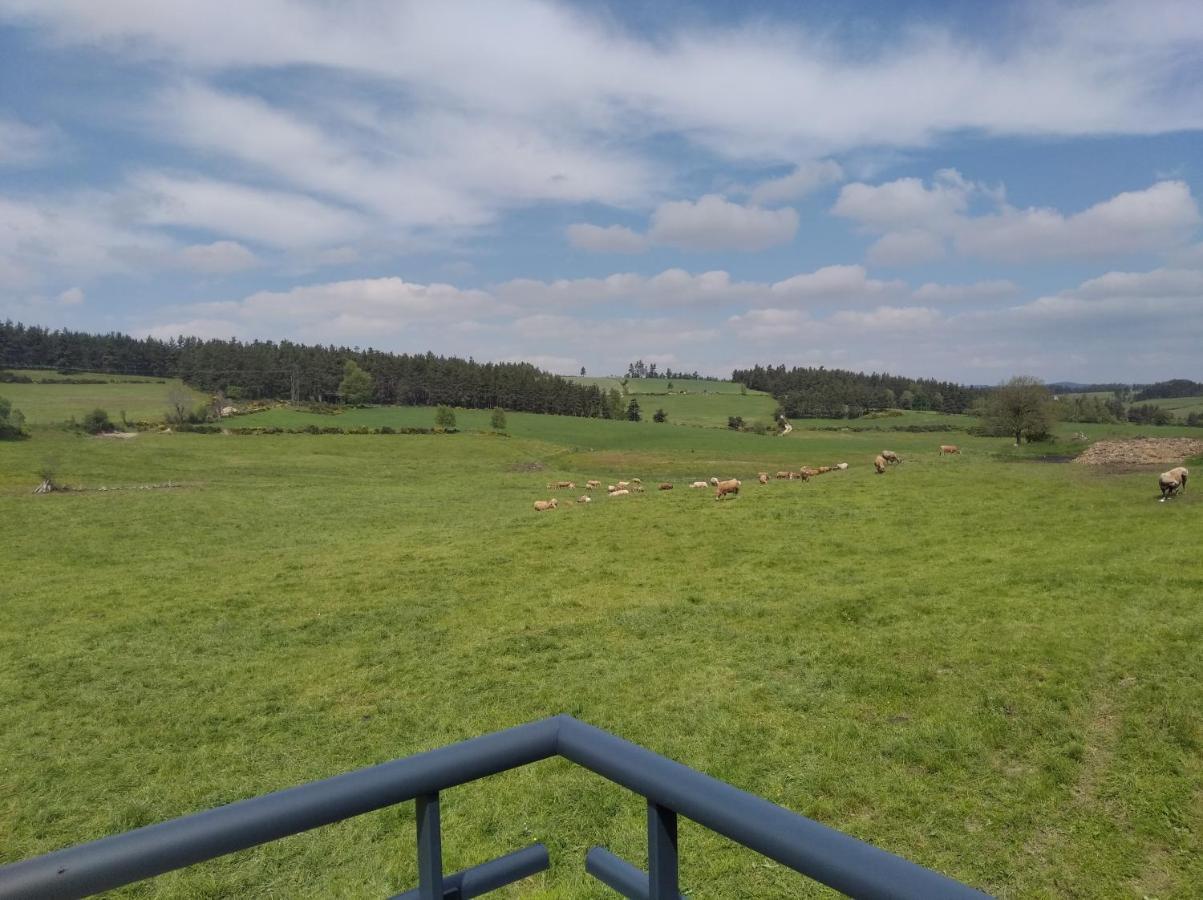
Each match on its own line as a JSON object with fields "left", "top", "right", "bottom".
{"left": 0, "top": 715, "right": 991, "bottom": 899}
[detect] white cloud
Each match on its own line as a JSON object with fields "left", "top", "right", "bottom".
{"left": 648, "top": 195, "right": 798, "bottom": 251}
{"left": 56, "top": 286, "right": 85, "bottom": 305}
{"left": 748, "top": 159, "right": 843, "bottom": 205}
{"left": 956, "top": 181, "right": 1200, "bottom": 261}
{"left": 770, "top": 264, "right": 904, "bottom": 302}
{"left": 566, "top": 223, "right": 649, "bottom": 253}
{"left": 0, "top": 117, "right": 58, "bottom": 166}
{"left": 131, "top": 172, "right": 367, "bottom": 249}
{"left": 727, "top": 307, "right": 813, "bottom": 340}
{"left": 11, "top": 0, "right": 1201, "bottom": 156}
{"left": 837, "top": 173, "right": 1200, "bottom": 265}
{"left": 912, "top": 280, "right": 1018, "bottom": 303}
{"left": 867, "top": 230, "right": 947, "bottom": 266}
{"left": 497, "top": 267, "right": 763, "bottom": 308}
{"left": 828, "top": 305, "right": 942, "bottom": 330}
{"left": 1065, "top": 267, "right": 1203, "bottom": 300}
{"left": 832, "top": 169, "right": 977, "bottom": 233}
{"left": 178, "top": 240, "right": 259, "bottom": 273}
{"left": 0, "top": 193, "right": 171, "bottom": 286}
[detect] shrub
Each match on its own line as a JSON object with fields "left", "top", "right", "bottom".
{"left": 490, "top": 408, "right": 507, "bottom": 432}
{"left": 727, "top": 415, "right": 744, "bottom": 430}
{"left": 0, "top": 395, "right": 28, "bottom": 440}
{"left": 0, "top": 371, "right": 34, "bottom": 383}
{"left": 652, "top": 408, "right": 667, "bottom": 423}
{"left": 81, "top": 408, "right": 115, "bottom": 434}
{"left": 435, "top": 405, "right": 457, "bottom": 429}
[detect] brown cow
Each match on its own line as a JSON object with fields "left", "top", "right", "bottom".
{"left": 775, "top": 471, "right": 791, "bottom": 480}
{"left": 659, "top": 482, "right": 673, "bottom": 490}
{"left": 758, "top": 473, "right": 769, "bottom": 484}
{"left": 714, "top": 478, "right": 741, "bottom": 500}
{"left": 939, "top": 445, "right": 960, "bottom": 455}
{"left": 533, "top": 498, "right": 558, "bottom": 512}
{"left": 874, "top": 455, "right": 887, "bottom": 474}
{"left": 881, "top": 450, "right": 900, "bottom": 464}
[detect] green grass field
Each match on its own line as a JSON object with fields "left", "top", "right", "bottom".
{"left": 1142, "top": 395, "right": 1203, "bottom": 416}
{"left": 3, "top": 379, "right": 1203, "bottom": 897}
{"left": 0, "top": 370, "right": 206, "bottom": 425}
{"left": 565, "top": 376, "right": 778, "bottom": 428}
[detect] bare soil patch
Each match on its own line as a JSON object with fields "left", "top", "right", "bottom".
{"left": 1073, "top": 438, "right": 1203, "bottom": 466}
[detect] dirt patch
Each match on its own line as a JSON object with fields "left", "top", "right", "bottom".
{"left": 1073, "top": 438, "right": 1203, "bottom": 466}
{"left": 94, "top": 431, "right": 138, "bottom": 439}
{"left": 508, "top": 460, "right": 546, "bottom": 472}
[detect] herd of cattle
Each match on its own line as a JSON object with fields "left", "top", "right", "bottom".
{"left": 531, "top": 446, "right": 944, "bottom": 510}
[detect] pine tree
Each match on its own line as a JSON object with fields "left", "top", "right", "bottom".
{"left": 626, "top": 398, "right": 641, "bottom": 421}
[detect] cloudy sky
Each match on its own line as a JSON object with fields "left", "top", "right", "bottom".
{"left": 2, "top": 0, "right": 1203, "bottom": 382}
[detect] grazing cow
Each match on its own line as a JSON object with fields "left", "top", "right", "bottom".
{"left": 547, "top": 481, "right": 576, "bottom": 489}
{"left": 533, "top": 499, "right": 558, "bottom": 512}
{"left": 610, "top": 489, "right": 630, "bottom": 497}
{"left": 709, "top": 476, "right": 719, "bottom": 486}
{"left": 578, "top": 495, "right": 591, "bottom": 504}
{"left": 616, "top": 481, "right": 631, "bottom": 489}
{"left": 881, "top": 450, "right": 900, "bottom": 465}
{"left": 690, "top": 481, "right": 709, "bottom": 489}
{"left": 758, "top": 473, "right": 769, "bottom": 484}
{"left": 776, "top": 471, "right": 792, "bottom": 480}
{"left": 797, "top": 469, "right": 810, "bottom": 482}
{"left": 939, "top": 444, "right": 961, "bottom": 455}
{"left": 836, "top": 462, "right": 849, "bottom": 471}
{"left": 1159, "top": 467, "right": 1189, "bottom": 500}
{"left": 586, "top": 479, "right": 601, "bottom": 489}
{"left": 714, "top": 478, "right": 741, "bottom": 500}
{"left": 631, "top": 478, "right": 642, "bottom": 485}
{"left": 874, "top": 455, "right": 887, "bottom": 474}
{"left": 659, "top": 482, "right": 673, "bottom": 490}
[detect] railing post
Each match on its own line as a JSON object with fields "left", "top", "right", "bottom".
{"left": 647, "top": 801, "right": 678, "bottom": 899}
{"left": 416, "top": 793, "right": 445, "bottom": 900}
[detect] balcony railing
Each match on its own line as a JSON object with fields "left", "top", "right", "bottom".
{"left": 0, "top": 715, "right": 990, "bottom": 899}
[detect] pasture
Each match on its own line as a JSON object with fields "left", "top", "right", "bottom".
{"left": 0, "top": 370, "right": 205, "bottom": 425}
{"left": 565, "top": 376, "right": 778, "bottom": 428}
{"left": 2, "top": 407, "right": 1202, "bottom": 899}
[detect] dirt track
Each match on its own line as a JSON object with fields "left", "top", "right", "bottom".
{"left": 1073, "top": 438, "right": 1203, "bottom": 466}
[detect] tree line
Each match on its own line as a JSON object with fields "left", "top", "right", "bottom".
{"left": 1, "top": 321, "right": 618, "bottom": 417}
{"left": 731, "top": 364, "right": 980, "bottom": 419}
{"left": 625, "top": 359, "right": 715, "bottom": 380}
{"left": 1134, "top": 379, "right": 1203, "bottom": 401}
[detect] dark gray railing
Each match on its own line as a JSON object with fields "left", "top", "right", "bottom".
{"left": 0, "top": 715, "right": 990, "bottom": 899}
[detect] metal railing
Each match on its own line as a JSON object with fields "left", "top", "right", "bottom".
{"left": 0, "top": 715, "right": 990, "bottom": 899}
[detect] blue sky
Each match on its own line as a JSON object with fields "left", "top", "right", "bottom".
{"left": 2, "top": 0, "right": 1202, "bottom": 382}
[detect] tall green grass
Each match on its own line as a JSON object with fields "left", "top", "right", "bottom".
{"left": 1, "top": 424, "right": 1200, "bottom": 897}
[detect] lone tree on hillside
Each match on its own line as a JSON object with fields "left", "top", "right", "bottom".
{"left": 626, "top": 397, "right": 642, "bottom": 422}
{"left": 490, "top": 407, "right": 507, "bottom": 431}
{"left": 985, "top": 376, "right": 1055, "bottom": 444}
{"left": 652, "top": 408, "right": 668, "bottom": 423}
{"left": 339, "top": 360, "right": 374, "bottom": 405}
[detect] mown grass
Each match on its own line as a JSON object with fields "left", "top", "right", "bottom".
{"left": 2, "top": 417, "right": 1201, "bottom": 899}
{"left": 0, "top": 371, "right": 205, "bottom": 425}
